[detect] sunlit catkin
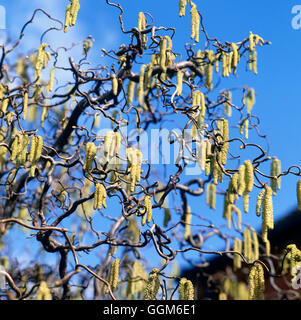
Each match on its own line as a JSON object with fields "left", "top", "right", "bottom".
{"left": 231, "top": 43, "right": 239, "bottom": 73}
{"left": 190, "top": 2, "right": 200, "bottom": 42}
{"left": 139, "top": 64, "right": 147, "bottom": 105}
{"left": 270, "top": 157, "right": 281, "bottom": 195}
{"left": 112, "top": 74, "right": 118, "bottom": 96}
{"left": 36, "top": 281, "right": 52, "bottom": 300}
{"left": 237, "top": 164, "right": 246, "bottom": 196}
{"left": 252, "top": 229, "right": 259, "bottom": 261}
{"left": 83, "top": 142, "right": 97, "bottom": 172}
{"left": 179, "top": 0, "right": 187, "bottom": 17}
{"left": 206, "top": 184, "right": 216, "bottom": 210}
{"left": 22, "top": 91, "right": 28, "bottom": 120}
{"left": 248, "top": 263, "right": 265, "bottom": 300}
{"left": 244, "top": 160, "right": 254, "bottom": 193}
{"left": 126, "top": 80, "right": 135, "bottom": 106}
{"left": 221, "top": 119, "right": 229, "bottom": 165}
{"left": 256, "top": 189, "right": 265, "bottom": 217}
{"left": 224, "top": 90, "right": 232, "bottom": 117}
{"left": 262, "top": 186, "right": 273, "bottom": 243}
{"left": 244, "top": 228, "right": 252, "bottom": 263}
{"left": 108, "top": 258, "right": 120, "bottom": 292}
{"left": 159, "top": 38, "right": 167, "bottom": 73}
{"left": 94, "top": 183, "right": 107, "bottom": 210}
{"left": 244, "top": 88, "right": 255, "bottom": 114}
{"left": 145, "top": 195, "right": 153, "bottom": 224}
{"left": 233, "top": 238, "right": 242, "bottom": 271}
{"left": 143, "top": 268, "right": 160, "bottom": 300}
{"left": 177, "top": 70, "right": 183, "bottom": 96}
{"left": 184, "top": 206, "right": 192, "bottom": 240}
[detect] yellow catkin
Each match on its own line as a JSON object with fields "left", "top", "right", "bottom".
{"left": 47, "top": 67, "right": 55, "bottom": 93}
{"left": 265, "top": 239, "right": 270, "bottom": 257}
{"left": 94, "top": 183, "right": 107, "bottom": 210}
{"left": 270, "top": 157, "right": 281, "bottom": 195}
{"left": 29, "top": 136, "right": 37, "bottom": 163}
{"left": 159, "top": 38, "right": 167, "bottom": 73}
{"left": 139, "top": 64, "right": 147, "bottom": 105}
{"left": 297, "top": 180, "right": 301, "bottom": 211}
{"left": 223, "top": 197, "right": 232, "bottom": 229}
{"left": 126, "top": 80, "right": 135, "bottom": 106}
{"left": 178, "top": 277, "right": 187, "bottom": 300}
{"left": 221, "top": 119, "right": 229, "bottom": 165}
{"left": 104, "top": 131, "right": 120, "bottom": 159}
{"left": 36, "top": 281, "right": 52, "bottom": 300}
{"left": 70, "top": 0, "right": 80, "bottom": 26}
{"left": 1, "top": 97, "right": 9, "bottom": 115}
{"left": 252, "top": 229, "right": 259, "bottom": 261}
{"left": 205, "top": 51, "right": 214, "bottom": 90}
{"left": 244, "top": 160, "right": 254, "bottom": 193}
{"left": 231, "top": 43, "right": 239, "bottom": 73}
{"left": 83, "top": 142, "right": 97, "bottom": 172}
{"left": 248, "top": 263, "right": 265, "bottom": 300}
{"left": 184, "top": 206, "right": 192, "bottom": 240}
{"left": 136, "top": 149, "right": 143, "bottom": 182}
{"left": 143, "top": 269, "right": 160, "bottom": 300}
{"left": 262, "top": 186, "right": 273, "bottom": 243}
{"left": 219, "top": 292, "right": 227, "bottom": 300}
{"left": 190, "top": 2, "right": 200, "bottom": 43}
{"left": 179, "top": 0, "right": 187, "bottom": 17}
{"left": 215, "top": 52, "right": 220, "bottom": 73}
{"left": 222, "top": 52, "right": 228, "bottom": 77}
{"left": 249, "top": 31, "right": 254, "bottom": 51}
{"left": 83, "top": 39, "right": 93, "bottom": 55}
{"left": 183, "top": 280, "right": 194, "bottom": 300}
{"left": 206, "top": 183, "right": 216, "bottom": 210}
{"left": 244, "top": 228, "right": 252, "bottom": 263}
{"left": 35, "top": 43, "right": 48, "bottom": 80}
{"left": 112, "top": 74, "right": 118, "bottom": 96}
{"left": 10, "top": 134, "right": 20, "bottom": 162}
{"left": 237, "top": 164, "right": 246, "bottom": 196}
{"left": 224, "top": 90, "right": 232, "bottom": 117}
{"left": 256, "top": 189, "right": 265, "bottom": 217}
{"left": 177, "top": 70, "right": 183, "bottom": 96}
{"left": 40, "top": 106, "right": 48, "bottom": 128}
{"left": 145, "top": 195, "right": 152, "bottom": 224}
{"left": 244, "top": 88, "right": 255, "bottom": 114}
{"left": 233, "top": 238, "right": 242, "bottom": 271}
{"left": 64, "top": 4, "right": 71, "bottom": 32}
{"left": 22, "top": 91, "right": 28, "bottom": 120}
{"left": 17, "top": 134, "right": 29, "bottom": 167}
{"left": 252, "top": 50, "right": 258, "bottom": 74}
{"left": 126, "top": 147, "right": 141, "bottom": 193}
{"left": 108, "top": 258, "right": 120, "bottom": 291}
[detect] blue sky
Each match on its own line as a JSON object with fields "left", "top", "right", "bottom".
{"left": 1, "top": 0, "right": 301, "bottom": 282}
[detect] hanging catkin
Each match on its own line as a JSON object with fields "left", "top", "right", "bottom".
{"left": 179, "top": 0, "right": 187, "bottom": 17}
{"left": 184, "top": 205, "right": 192, "bottom": 240}
{"left": 108, "top": 258, "right": 120, "bottom": 292}
{"left": 93, "top": 183, "right": 107, "bottom": 210}
{"left": 83, "top": 142, "right": 97, "bottom": 172}
{"left": 233, "top": 238, "right": 242, "bottom": 271}
{"left": 270, "top": 157, "right": 281, "bottom": 195}
{"left": 262, "top": 186, "right": 273, "bottom": 243}
{"left": 248, "top": 263, "right": 265, "bottom": 300}
{"left": 143, "top": 268, "right": 160, "bottom": 300}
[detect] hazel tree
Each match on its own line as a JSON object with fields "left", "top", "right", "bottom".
{"left": 0, "top": 0, "right": 301, "bottom": 300}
